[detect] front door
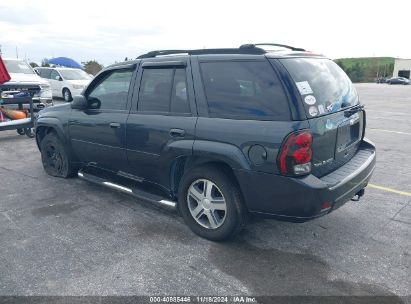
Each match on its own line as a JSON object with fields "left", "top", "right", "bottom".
{"left": 69, "top": 66, "right": 136, "bottom": 172}
{"left": 49, "top": 70, "right": 63, "bottom": 97}
{"left": 126, "top": 59, "right": 197, "bottom": 191}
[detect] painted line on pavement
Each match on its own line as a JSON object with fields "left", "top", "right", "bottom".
{"left": 367, "top": 128, "right": 411, "bottom": 135}
{"left": 368, "top": 184, "right": 411, "bottom": 197}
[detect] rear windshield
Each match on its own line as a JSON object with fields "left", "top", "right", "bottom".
{"left": 280, "top": 58, "right": 359, "bottom": 117}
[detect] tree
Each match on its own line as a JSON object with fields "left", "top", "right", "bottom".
{"left": 82, "top": 60, "right": 103, "bottom": 75}
{"left": 29, "top": 62, "right": 39, "bottom": 68}
{"left": 41, "top": 58, "right": 49, "bottom": 67}
{"left": 346, "top": 63, "right": 364, "bottom": 83}
{"left": 335, "top": 59, "right": 347, "bottom": 72}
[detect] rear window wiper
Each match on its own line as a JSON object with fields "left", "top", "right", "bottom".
{"left": 344, "top": 104, "right": 364, "bottom": 117}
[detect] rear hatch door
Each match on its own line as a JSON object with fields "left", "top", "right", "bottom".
{"left": 279, "top": 57, "right": 364, "bottom": 177}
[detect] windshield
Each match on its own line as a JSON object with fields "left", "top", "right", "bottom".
{"left": 58, "top": 69, "right": 91, "bottom": 80}
{"left": 3, "top": 60, "right": 35, "bottom": 74}
{"left": 280, "top": 58, "right": 359, "bottom": 116}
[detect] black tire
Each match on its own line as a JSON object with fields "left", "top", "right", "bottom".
{"left": 178, "top": 166, "right": 247, "bottom": 241}
{"left": 40, "top": 132, "right": 77, "bottom": 178}
{"left": 63, "top": 88, "right": 72, "bottom": 102}
{"left": 17, "top": 128, "right": 25, "bottom": 135}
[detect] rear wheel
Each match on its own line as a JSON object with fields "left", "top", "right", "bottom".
{"left": 178, "top": 166, "right": 247, "bottom": 241}
{"left": 63, "top": 88, "right": 72, "bottom": 102}
{"left": 40, "top": 132, "right": 77, "bottom": 177}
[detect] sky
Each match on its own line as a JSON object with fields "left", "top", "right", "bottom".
{"left": 0, "top": 0, "right": 410, "bottom": 66}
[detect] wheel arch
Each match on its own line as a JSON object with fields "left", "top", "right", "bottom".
{"left": 62, "top": 87, "right": 71, "bottom": 95}
{"left": 170, "top": 155, "right": 246, "bottom": 211}
{"left": 35, "top": 119, "right": 77, "bottom": 161}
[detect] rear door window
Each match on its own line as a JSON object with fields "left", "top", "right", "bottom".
{"left": 200, "top": 61, "right": 290, "bottom": 120}
{"left": 138, "top": 68, "right": 191, "bottom": 114}
{"left": 279, "top": 58, "right": 359, "bottom": 117}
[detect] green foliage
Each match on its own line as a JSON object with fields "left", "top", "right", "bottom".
{"left": 29, "top": 62, "right": 39, "bottom": 68}
{"left": 82, "top": 60, "right": 103, "bottom": 76}
{"left": 334, "top": 57, "right": 395, "bottom": 82}
{"left": 41, "top": 58, "right": 49, "bottom": 67}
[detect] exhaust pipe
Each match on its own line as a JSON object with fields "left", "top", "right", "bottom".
{"left": 351, "top": 188, "right": 365, "bottom": 202}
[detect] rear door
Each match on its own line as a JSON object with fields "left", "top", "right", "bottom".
{"left": 125, "top": 58, "right": 197, "bottom": 191}
{"left": 279, "top": 58, "right": 364, "bottom": 177}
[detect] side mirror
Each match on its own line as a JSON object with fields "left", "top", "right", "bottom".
{"left": 55, "top": 75, "right": 62, "bottom": 81}
{"left": 71, "top": 95, "right": 88, "bottom": 109}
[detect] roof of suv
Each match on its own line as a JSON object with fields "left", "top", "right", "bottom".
{"left": 108, "top": 43, "right": 326, "bottom": 69}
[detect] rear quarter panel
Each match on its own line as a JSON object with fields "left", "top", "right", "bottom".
{"left": 195, "top": 118, "right": 309, "bottom": 174}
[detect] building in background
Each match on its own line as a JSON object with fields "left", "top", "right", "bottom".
{"left": 393, "top": 59, "right": 411, "bottom": 79}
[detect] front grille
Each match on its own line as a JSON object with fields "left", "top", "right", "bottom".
{"left": 0, "top": 84, "right": 41, "bottom": 97}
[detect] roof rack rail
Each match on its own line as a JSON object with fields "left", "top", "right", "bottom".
{"left": 240, "top": 43, "right": 306, "bottom": 52}
{"left": 137, "top": 47, "right": 266, "bottom": 59}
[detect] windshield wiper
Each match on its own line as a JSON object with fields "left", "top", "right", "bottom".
{"left": 344, "top": 104, "right": 364, "bottom": 117}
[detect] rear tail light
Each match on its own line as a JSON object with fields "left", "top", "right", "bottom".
{"left": 278, "top": 130, "right": 313, "bottom": 176}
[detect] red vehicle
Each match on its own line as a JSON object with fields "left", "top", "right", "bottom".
{"left": 0, "top": 56, "right": 11, "bottom": 84}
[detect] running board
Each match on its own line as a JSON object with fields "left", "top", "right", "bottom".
{"left": 78, "top": 170, "right": 177, "bottom": 210}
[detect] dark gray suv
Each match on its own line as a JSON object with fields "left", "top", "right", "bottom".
{"left": 35, "top": 44, "right": 376, "bottom": 241}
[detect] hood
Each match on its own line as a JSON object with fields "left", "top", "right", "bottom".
{"left": 6, "top": 73, "right": 50, "bottom": 86}
{"left": 67, "top": 79, "right": 90, "bottom": 86}
{"left": 38, "top": 103, "right": 71, "bottom": 116}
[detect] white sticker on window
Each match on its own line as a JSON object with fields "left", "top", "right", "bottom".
{"left": 318, "top": 104, "right": 325, "bottom": 114}
{"left": 295, "top": 81, "right": 313, "bottom": 95}
{"left": 309, "top": 106, "right": 318, "bottom": 117}
{"left": 304, "top": 95, "right": 316, "bottom": 105}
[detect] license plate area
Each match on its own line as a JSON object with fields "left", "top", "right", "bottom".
{"left": 335, "top": 113, "right": 361, "bottom": 156}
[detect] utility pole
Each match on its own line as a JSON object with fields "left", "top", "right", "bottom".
{"left": 16, "top": 46, "right": 19, "bottom": 58}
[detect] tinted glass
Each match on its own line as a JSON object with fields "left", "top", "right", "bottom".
{"left": 88, "top": 69, "right": 133, "bottom": 110}
{"left": 200, "top": 61, "right": 290, "bottom": 120}
{"left": 138, "top": 69, "right": 174, "bottom": 112}
{"left": 40, "top": 69, "right": 52, "bottom": 79}
{"left": 280, "top": 58, "right": 359, "bottom": 116}
{"left": 171, "top": 69, "right": 190, "bottom": 113}
{"left": 50, "top": 70, "right": 60, "bottom": 80}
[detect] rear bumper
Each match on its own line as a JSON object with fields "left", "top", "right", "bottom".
{"left": 234, "top": 138, "right": 376, "bottom": 222}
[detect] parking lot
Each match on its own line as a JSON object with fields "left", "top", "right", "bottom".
{"left": 0, "top": 83, "right": 410, "bottom": 298}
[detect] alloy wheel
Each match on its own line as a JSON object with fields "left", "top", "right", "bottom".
{"left": 187, "top": 179, "right": 227, "bottom": 229}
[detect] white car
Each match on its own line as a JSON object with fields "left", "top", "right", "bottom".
{"left": 1, "top": 58, "right": 53, "bottom": 111}
{"left": 35, "top": 67, "right": 92, "bottom": 102}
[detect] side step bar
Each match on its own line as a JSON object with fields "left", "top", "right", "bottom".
{"left": 78, "top": 170, "right": 177, "bottom": 210}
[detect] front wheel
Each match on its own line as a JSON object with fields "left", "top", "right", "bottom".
{"left": 178, "top": 166, "right": 247, "bottom": 241}
{"left": 63, "top": 88, "right": 72, "bottom": 102}
{"left": 40, "top": 132, "right": 77, "bottom": 177}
